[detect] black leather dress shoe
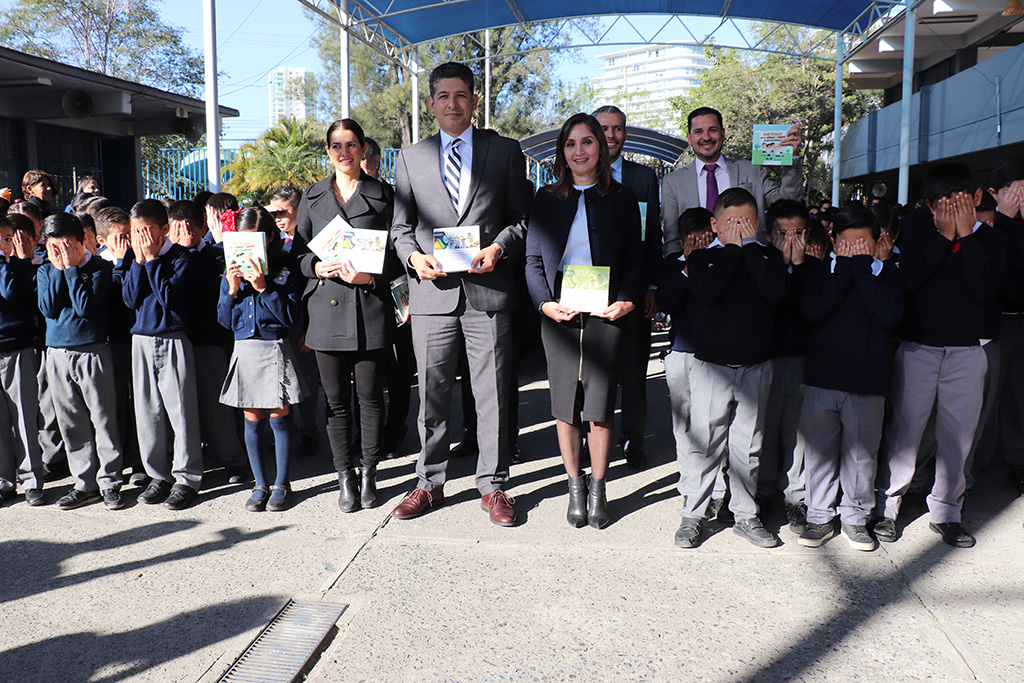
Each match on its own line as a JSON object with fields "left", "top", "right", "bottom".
{"left": 450, "top": 433, "right": 478, "bottom": 458}
{"left": 929, "top": 522, "right": 976, "bottom": 548}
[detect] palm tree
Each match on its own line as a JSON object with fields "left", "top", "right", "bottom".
{"left": 225, "top": 117, "right": 327, "bottom": 201}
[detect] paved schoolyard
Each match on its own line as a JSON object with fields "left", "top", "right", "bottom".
{"left": 2, "top": 333, "right": 1023, "bottom": 682}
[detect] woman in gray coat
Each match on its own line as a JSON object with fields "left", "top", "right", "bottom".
{"left": 294, "top": 118, "right": 397, "bottom": 513}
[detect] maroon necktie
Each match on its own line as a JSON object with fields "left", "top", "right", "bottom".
{"left": 704, "top": 163, "right": 719, "bottom": 212}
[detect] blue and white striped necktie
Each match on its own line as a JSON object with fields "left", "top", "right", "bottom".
{"left": 444, "top": 138, "right": 462, "bottom": 209}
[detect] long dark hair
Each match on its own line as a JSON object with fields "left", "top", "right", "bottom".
{"left": 547, "top": 113, "right": 613, "bottom": 201}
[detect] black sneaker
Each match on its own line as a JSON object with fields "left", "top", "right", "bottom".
{"left": 798, "top": 520, "right": 836, "bottom": 548}
{"left": 56, "top": 489, "right": 101, "bottom": 510}
{"left": 674, "top": 517, "right": 702, "bottom": 548}
{"left": 1009, "top": 466, "right": 1024, "bottom": 497}
{"left": 841, "top": 522, "right": 877, "bottom": 551}
{"left": 786, "top": 502, "right": 809, "bottom": 535}
{"left": 102, "top": 489, "right": 125, "bottom": 510}
{"left": 733, "top": 517, "right": 779, "bottom": 548}
{"left": 872, "top": 517, "right": 898, "bottom": 543}
{"left": 129, "top": 471, "right": 150, "bottom": 488}
{"left": 138, "top": 479, "right": 173, "bottom": 505}
{"left": 162, "top": 484, "right": 199, "bottom": 510}
{"left": 929, "top": 522, "right": 976, "bottom": 548}
{"left": 24, "top": 488, "right": 46, "bottom": 506}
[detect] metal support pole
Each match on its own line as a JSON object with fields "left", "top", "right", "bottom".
{"left": 484, "top": 29, "right": 491, "bottom": 129}
{"left": 203, "top": 0, "right": 220, "bottom": 192}
{"left": 411, "top": 51, "right": 420, "bottom": 143}
{"left": 832, "top": 33, "right": 845, "bottom": 206}
{"left": 898, "top": 1, "right": 918, "bottom": 205}
{"left": 339, "top": 0, "right": 350, "bottom": 118}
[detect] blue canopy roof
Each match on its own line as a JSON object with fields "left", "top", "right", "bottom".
{"left": 336, "top": 1, "right": 891, "bottom": 48}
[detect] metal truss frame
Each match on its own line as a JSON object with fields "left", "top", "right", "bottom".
{"left": 295, "top": 1, "right": 908, "bottom": 73}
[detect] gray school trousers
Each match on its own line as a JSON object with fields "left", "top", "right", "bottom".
{"left": 801, "top": 385, "right": 884, "bottom": 526}
{"left": 0, "top": 348, "right": 43, "bottom": 491}
{"left": 876, "top": 342, "right": 985, "bottom": 524}
{"left": 132, "top": 333, "right": 203, "bottom": 489}
{"left": 759, "top": 356, "right": 806, "bottom": 505}
{"left": 46, "top": 344, "right": 123, "bottom": 492}
{"left": 681, "top": 358, "right": 772, "bottom": 521}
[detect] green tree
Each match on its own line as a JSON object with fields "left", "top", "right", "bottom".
{"left": 224, "top": 117, "right": 326, "bottom": 203}
{"left": 0, "top": 0, "right": 204, "bottom": 97}
{"left": 669, "top": 28, "right": 881, "bottom": 203}
{"left": 308, "top": 16, "right": 597, "bottom": 146}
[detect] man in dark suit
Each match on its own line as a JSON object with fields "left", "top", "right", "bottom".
{"left": 593, "top": 105, "right": 661, "bottom": 470}
{"left": 389, "top": 62, "right": 532, "bottom": 526}
{"left": 662, "top": 106, "right": 804, "bottom": 258}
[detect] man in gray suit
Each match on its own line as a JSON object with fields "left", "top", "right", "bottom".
{"left": 662, "top": 106, "right": 804, "bottom": 257}
{"left": 389, "top": 61, "right": 532, "bottom": 526}
{"left": 594, "top": 105, "right": 661, "bottom": 470}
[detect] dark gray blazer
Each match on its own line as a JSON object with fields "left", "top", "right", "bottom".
{"left": 390, "top": 128, "right": 532, "bottom": 315}
{"left": 293, "top": 173, "right": 397, "bottom": 352}
{"left": 621, "top": 159, "right": 662, "bottom": 288}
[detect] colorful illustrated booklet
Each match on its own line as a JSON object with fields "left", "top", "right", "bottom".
{"left": 752, "top": 124, "right": 795, "bottom": 166}
{"left": 307, "top": 215, "right": 387, "bottom": 274}
{"left": 432, "top": 225, "right": 480, "bottom": 272}
{"left": 222, "top": 231, "right": 268, "bottom": 276}
{"left": 560, "top": 264, "right": 610, "bottom": 313}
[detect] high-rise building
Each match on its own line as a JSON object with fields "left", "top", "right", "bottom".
{"left": 268, "top": 67, "right": 314, "bottom": 126}
{"left": 591, "top": 44, "right": 710, "bottom": 136}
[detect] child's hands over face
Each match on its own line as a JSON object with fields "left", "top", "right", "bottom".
{"left": 806, "top": 241, "right": 826, "bottom": 261}
{"left": 682, "top": 231, "right": 713, "bottom": 260}
{"left": 134, "top": 227, "right": 161, "bottom": 261}
{"left": 225, "top": 265, "right": 244, "bottom": 296}
{"left": 738, "top": 216, "right": 758, "bottom": 241}
{"left": 12, "top": 231, "right": 33, "bottom": 260}
{"left": 932, "top": 197, "right": 957, "bottom": 241}
{"left": 108, "top": 232, "right": 130, "bottom": 260}
{"left": 241, "top": 258, "right": 266, "bottom": 292}
{"left": 950, "top": 191, "right": 977, "bottom": 238}
{"left": 718, "top": 217, "right": 743, "bottom": 246}
{"left": 876, "top": 231, "right": 893, "bottom": 261}
{"left": 45, "top": 241, "right": 66, "bottom": 269}
{"left": 59, "top": 239, "right": 85, "bottom": 268}
{"left": 995, "top": 181, "right": 1024, "bottom": 220}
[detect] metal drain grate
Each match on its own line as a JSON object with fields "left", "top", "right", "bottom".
{"left": 218, "top": 599, "right": 347, "bottom": 683}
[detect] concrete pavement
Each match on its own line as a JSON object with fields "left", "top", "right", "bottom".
{"left": 2, "top": 334, "right": 1023, "bottom": 682}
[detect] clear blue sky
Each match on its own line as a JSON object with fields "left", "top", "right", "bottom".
{"left": 169, "top": 2, "right": 729, "bottom": 147}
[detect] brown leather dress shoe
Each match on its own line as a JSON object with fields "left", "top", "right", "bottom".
{"left": 481, "top": 490, "right": 516, "bottom": 527}
{"left": 391, "top": 488, "right": 444, "bottom": 520}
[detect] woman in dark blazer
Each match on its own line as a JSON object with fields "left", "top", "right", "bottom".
{"left": 294, "top": 118, "right": 398, "bottom": 513}
{"left": 525, "top": 112, "right": 644, "bottom": 529}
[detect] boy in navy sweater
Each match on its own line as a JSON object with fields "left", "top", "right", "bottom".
{"left": 875, "top": 163, "right": 1006, "bottom": 548}
{"left": 675, "top": 188, "right": 790, "bottom": 549}
{"left": 123, "top": 199, "right": 202, "bottom": 510}
{"left": 760, "top": 199, "right": 816, "bottom": 534}
{"left": 37, "top": 213, "right": 124, "bottom": 510}
{"left": 657, "top": 208, "right": 713, "bottom": 510}
{"left": 0, "top": 216, "right": 45, "bottom": 506}
{"left": 798, "top": 206, "right": 903, "bottom": 550}
{"left": 168, "top": 200, "right": 248, "bottom": 483}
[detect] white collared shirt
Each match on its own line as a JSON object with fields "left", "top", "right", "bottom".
{"left": 439, "top": 127, "right": 474, "bottom": 215}
{"left": 610, "top": 156, "right": 623, "bottom": 183}
{"left": 696, "top": 156, "right": 731, "bottom": 208}
{"left": 157, "top": 236, "right": 173, "bottom": 257}
{"left": 560, "top": 184, "right": 596, "bottom": 271}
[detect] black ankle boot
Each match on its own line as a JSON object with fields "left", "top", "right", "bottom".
{"left": 338, "top": 469, "right": 360, "bottom": 513}
{"left": 360, "top": 464, "right": 378, "bottom": 508}
{"left": 567, "top": 475, "right": 588, "bottom": 527}
{"left": 588, "top": 476, "right": 609, "bottom": 529}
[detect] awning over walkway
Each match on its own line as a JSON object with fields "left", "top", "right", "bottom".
{"left": 520, "top": 125, "right": 688, "bottom": 165}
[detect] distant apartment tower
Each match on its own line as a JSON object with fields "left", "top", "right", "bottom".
{"left": 268, "top": 67, "right": 314, "bottom": 126}
{"left": 591, "top": 44, "right": 710, "bottom": 136}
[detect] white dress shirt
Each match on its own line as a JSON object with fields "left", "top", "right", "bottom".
{"left": 439, "top": 127, "right": 474, "bottom": 215}
{"left": 696, "top": 156, "right": 731, "bottom": 208}
{"left": 560, "top": 183, "right": 596, "bottom": 270}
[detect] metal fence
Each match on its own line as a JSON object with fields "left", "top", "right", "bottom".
{"left": 144, "top": 147, "right": 552, "bottom": 200}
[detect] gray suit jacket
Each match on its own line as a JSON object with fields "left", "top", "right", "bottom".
{"left": 661, "top": 155, "right": 803, "bottom": 257}
{"left": 390, "top": 128, "right": 532, "bottom": 315}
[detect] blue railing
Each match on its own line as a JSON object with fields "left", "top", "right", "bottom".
{"left": 144, "top": 147, "right": 549, "bottom": 199}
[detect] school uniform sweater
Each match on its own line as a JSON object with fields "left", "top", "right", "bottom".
{"left": 217, "top": 266, "right": 302, "bottom": 341}
{"left": 772, "top": 258, "right": 816, "bottom": 358}
{"left": 121, "top": 240, "right": 194, "bottom": 336}
{"left": 686, "top": 239, "right": 790, "bottom": 366}
{"left": 995, "top": 212, "right": 1024, "bottom": 314}
{"left": 801, "top": 255, "right": 904, "bottom": 397}
{"left": 899, "top": 215, "right": 1005, "bottom": 347}
{"left": 107, "top": 254, "right": 136, "bottom": 343}
{"left": 37, "top": 254, "right": 112, "bottom": 348}
{"left": 0, "top": 255, "right": 40, "bottom": 352}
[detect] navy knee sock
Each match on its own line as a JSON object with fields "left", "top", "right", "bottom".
{"left": 243, "top": 419, "right": 268, "bottom": 488}
{"left": 269, "top": 414, "right": 294, "bottom": 488}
